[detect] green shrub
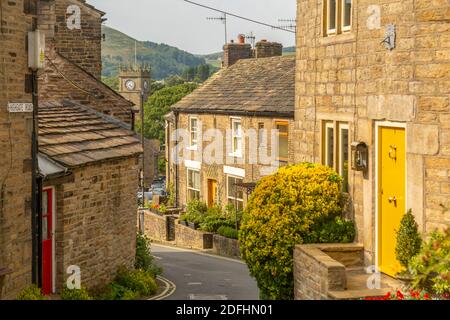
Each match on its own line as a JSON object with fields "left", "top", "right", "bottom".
{"left": 199, "top": 214, "right": 235, "bottom": 233}
{"left": 186, "top": 199, "right": 208, "bottom": 216}
{"left": 135, "top": 233, "right": 162, "bottom": 276}
{"left": 240, "top": 163, "right": 344, "bottom": 300}
{"left": 92, "top": 282, "right": 139, "bottom": 300}
{"left": 217, "top": 226, "right": 239, "bottom": 239}
{"left": 114, "top": 268, "right": 158, "bottom": 297}
{"left": 16, "top": 285, "right": 47, "bottom": 300}
{"left": 410, "top": 228, "right": 450, "bottom": 295}
{"left": 60, "top": 287, "right": 92, "bottom": 300}
{"left": 395, "top": 209, "right": 422, "bottom": 269}
{"left": 306, "top": 217, "right": 356, "bottom": 244}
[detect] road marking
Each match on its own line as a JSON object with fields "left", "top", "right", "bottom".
{"left": 187, "top": 282, "right": 202, "bottom": 286}
{"left": 154, "top": 256, "right": 163, "bottom": 260}
{"left": 148, "top": 276, "right": 176, "bottom": 300}
{"left": 184, "top": 274, "right": 192, "bottom": 277}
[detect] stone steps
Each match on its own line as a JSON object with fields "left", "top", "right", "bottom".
{"left": 328, "top": 288, "right": 391, "bottom": 300}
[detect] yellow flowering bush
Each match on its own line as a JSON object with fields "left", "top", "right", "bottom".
{"left": 240, "top": 163, "right": 348, "bottom": 300}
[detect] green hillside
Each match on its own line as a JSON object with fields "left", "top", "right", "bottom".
{"left": 102, "top": 26, "right": 206, "bottom": 80}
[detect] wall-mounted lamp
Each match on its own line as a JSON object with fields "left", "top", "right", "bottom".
{"left": 351, "top": 142, "right": 368, "bottom": 172}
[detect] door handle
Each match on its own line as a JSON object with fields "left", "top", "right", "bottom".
{"left": 388, "top": 196, "right": 397, "bottom": 205}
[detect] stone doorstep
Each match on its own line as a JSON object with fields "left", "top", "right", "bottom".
{"left": 328, "top": 268, "right": 405, "bottom": 300}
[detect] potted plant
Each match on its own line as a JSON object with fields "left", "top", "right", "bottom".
{"left": 395, "top": 209, "right": 422, "bottom": 282}
{"left": 179, "top": 215, "right": 188, "bottom": 227}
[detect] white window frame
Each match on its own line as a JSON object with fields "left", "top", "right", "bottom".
{"left": 187, "top": 168, "right": 201, "bottom": 201}
{"left": 341, "top": 0, "right": 352, "bottom": 32}
{"left": 275, "top": 120, "right": 289, "bottom": 162}
{"left": 226, "top": 175, "right": 244, "bottom": 210}
{"left": 324, "top": 122, "right": 335, "bottom": 168}
{"left": 188, "top": 117, "right": 198, "bottom": 150}
{"left": 230, "top": 118, "right": 243, "bottom": 158}
{"left": 326, "top": 0, "right": 338, "bottom": 36}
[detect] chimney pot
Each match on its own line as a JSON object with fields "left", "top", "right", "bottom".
{"left": 238, "top": 34, "right": 245, "bottom": 44}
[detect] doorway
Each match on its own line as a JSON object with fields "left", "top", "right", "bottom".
{"left": 42, "top": 187, "right": 55, "bottom": 295}
{"left": 207, "top": 179, "right": 218, "bottom": 208}
{"left": 377, "top": 125, "right": 406, "bottom": 277}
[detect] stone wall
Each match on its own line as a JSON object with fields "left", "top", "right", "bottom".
{"left": 142, "top": 211, "right": 171, "bottom": 242}
{"left": 175, "top": 113, "right": 295, "bottom": 209}
{"left": 44, "top": 157, "right": 140, "bottom": 292}
{"left": 293, "top": 244, "right": 364, "bottom": 300}
{"left": 174, "top": 223, "right": 213, "bottom": 250}
{"left": 212, "top": 235, "right": 240, "bottom": 259}
{"left": 294, "top": 0, "right": 450, "bottom": 264}
{"left": 0, "top": 0, "right": 34, "bottom": 300}
{"left": 38, "top": 0, "right": 103, "bottom": 79}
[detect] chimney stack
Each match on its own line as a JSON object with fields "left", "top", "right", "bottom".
{"left": 255, "top": 40, "right": 283, "bottom": 58}
{"left": 223, "top": 35, "right": 252, "bottom": 68}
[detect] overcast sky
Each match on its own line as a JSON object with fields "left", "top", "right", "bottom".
{"left": 87, "top": 0, "right": 297, "bottom": 55}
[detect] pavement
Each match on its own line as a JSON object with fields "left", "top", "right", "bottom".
{"left": 151, "top": 244, "right": 259, "bottom": 300}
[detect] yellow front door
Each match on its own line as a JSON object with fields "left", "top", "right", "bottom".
{"left": 207, "top": 179, "right": 217, "bottom": 208}
{"left": 378, "top": 126, "right": 406, "bottom": 277}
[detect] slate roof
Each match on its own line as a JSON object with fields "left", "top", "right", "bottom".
{"left": 39, "top": 100, "right": 142, "bottom": 168}
{"left": 171, "top": 55, "right": 295, "bottom": 117}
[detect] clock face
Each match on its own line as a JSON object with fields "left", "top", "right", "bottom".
{"left": 125, "top": 80, "right": 136, "bottom": 91}
{"left": 143, "top": 80, "right": 149, "bottom": 91}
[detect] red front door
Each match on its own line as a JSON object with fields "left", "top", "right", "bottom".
{"left": 42, "top": 188, "right": 53, "bottom": 295}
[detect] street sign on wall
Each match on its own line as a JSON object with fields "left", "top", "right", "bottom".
{"left": 8, "top": 103, "right": 34, "bottom": 113}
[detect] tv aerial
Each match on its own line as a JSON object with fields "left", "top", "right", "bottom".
{"left": 273, "top": 19, "right": 297, "bottom": 33}
{"left": 207, "top": 12, "right": 228, "bottom": 45}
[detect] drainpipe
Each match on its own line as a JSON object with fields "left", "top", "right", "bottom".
{"left": 31, "top": 69, "right": 42, "bottom": 287}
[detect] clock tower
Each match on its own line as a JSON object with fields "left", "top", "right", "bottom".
{"left": 119, "top": 64, "right": 151, "bottom": 113}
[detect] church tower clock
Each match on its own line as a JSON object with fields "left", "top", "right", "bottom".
{"left": 119, "top": 64, "right": 151, "bottom": 114}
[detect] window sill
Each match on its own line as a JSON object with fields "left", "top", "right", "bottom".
{"left": 320, "top": 32, "right": 355, "bottom": 46}
{"left": 228, "top": 152, "right": 243, "bottom": 159}
{"left": 186, "top": 145, "right": 198, "bottom": 151}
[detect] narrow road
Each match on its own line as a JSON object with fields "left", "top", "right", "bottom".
{"left": 152, "top": 244, "right": 259, "bottom": 300}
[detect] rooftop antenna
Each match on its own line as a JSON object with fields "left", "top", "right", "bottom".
{"left": 273, "top": 18, "right": 297, "bottom": 33}
{"left": 245, "top": 32, "right": 256, "bottom": 48}
{"left": 207, "top": 12, "right": 227, "bottom": 45}
{"left": 184, "top": 0, "right": 295, "bottom": 34}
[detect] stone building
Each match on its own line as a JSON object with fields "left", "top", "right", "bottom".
{"left": 167, "top": 39, "right": 295, "bottom": 210}
{"left": 0, "top": 0, "right": 35, "bottom": 300}
{"left": 34, "top": 0, "right": 142, "bottom": 295}
{"left": 38, "top": 100, "right": 142, "bottom": 294}
{"left": 1, "top": 0, "right": 143, "bottom": 298}
{"left": 293, "top": 0, "right": 450, "bottom": 280}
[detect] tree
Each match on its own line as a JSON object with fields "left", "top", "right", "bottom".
{"left": 136, "top": 83, "right": 198, "bottom": 144}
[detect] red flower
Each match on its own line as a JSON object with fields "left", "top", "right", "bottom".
{"left": 396, "top": 290, "right": 404, "bottom": 300}
{"left": 423, "top": 293, "right": 430, "bottom": 300}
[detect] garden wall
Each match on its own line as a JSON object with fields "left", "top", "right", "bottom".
{"left": 293, "top": 244, "right": 364, "bottom": 300}
{"left": 174, "top": 223, "right": 213, "bottom": 250}
{"left": 141, "top": 211, "right": 242, "bottom": 256}
{"left": 212, "top": 235, "right": 240, "bottom": 259}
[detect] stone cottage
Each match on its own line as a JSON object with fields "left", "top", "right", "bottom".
{"left": 166, "top": 38, "right": 295, "bottom": 210}
{"left": 38, "top": 100, "right": 142, "bottom": 294}
{"left": 34, "top": 0, "right": 144, "bottom": 295}
{"left": 293, "top": 0, "right": 450, "bottom": 298}
{"left": 1, "top": 0, "right": 144, "bottom": 299}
